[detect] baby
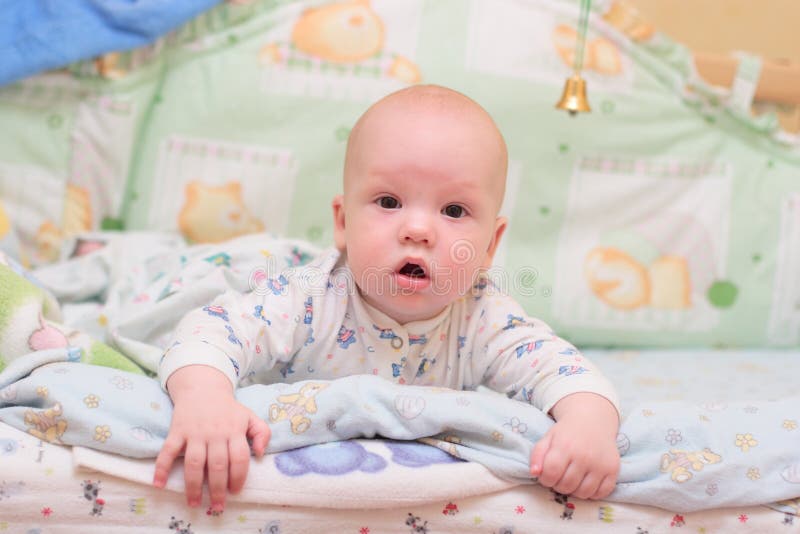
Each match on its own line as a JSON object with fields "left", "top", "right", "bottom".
{"left": 153, "top": 85, "right": 621, "bottom": 513}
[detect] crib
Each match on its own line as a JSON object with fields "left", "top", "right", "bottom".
{"left": 1, "top": 1, "right": 799, "bottom": 532}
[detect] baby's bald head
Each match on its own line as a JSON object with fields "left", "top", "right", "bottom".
{"left": 343, "top": 85, "right": 508, "bottom": 213}
{"left": 331, "top": 85, "right": 510, "bottom": 320}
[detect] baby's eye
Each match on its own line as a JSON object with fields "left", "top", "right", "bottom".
{"left": 442, "top": 204, "right": 466, "bottom": 218}
{"left": 378, "top": 196, "right": 400, "bottom": 209}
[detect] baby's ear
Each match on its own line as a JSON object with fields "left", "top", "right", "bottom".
{"left": 332, "top": 195, "right": 346, "bottom": 250}
{"left": 484, "top": 216, "right": 508, "bottom": 267}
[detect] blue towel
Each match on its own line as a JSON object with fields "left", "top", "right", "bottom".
{"left": 0, "top": 0, "right": 221, "bottom": 85}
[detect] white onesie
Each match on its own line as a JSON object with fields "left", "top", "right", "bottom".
{"left": 160, "top": 248, "right": 619, "bottom": 415}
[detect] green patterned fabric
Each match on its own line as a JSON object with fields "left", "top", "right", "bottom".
{"left": 0, "top": 252, "right": 143, "bottom": 375}
{"left": 0, "top": 0, "right": 798, "bottom": 348}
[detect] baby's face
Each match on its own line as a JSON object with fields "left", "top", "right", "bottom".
{"left": 334, "top": 93, "right": 507, "bottom": 324}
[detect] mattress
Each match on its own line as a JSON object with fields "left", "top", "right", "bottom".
{"left": 2, "top": 348, "right": 799, "bottom": 533}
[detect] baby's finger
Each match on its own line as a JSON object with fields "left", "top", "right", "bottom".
{"left": 592, "top": 475, "right": 617, "bottom": 500}
{"left": 537, "top": 448, "right": 569, "bottom": 488}
{"left": 153, "top": 434, "right": 184, "bottom": 488}
{"left": 228, "top": 434, "right": 251, "bottom": 494}
{"left": 183, "top": 440, "right": 207, "bottom": 507}
{"left": 248, "top": 416, "right": 271, "bottom": 457}
{"left": 207, "top": 439, "right": 229, "bottom": 512}
{"left": 552, "top": 461, "right": 583, "bottom": 496}
{"left": 529, "top": 432, "right": 552, "bottom": 477}
{"left": 572, "top": 473, "right": 602, "bottom": 500}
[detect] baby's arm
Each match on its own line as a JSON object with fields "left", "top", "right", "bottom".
{"left": 153, "top": 364, "right": 270, "bottom": 513}
{"left": 529, "top": 391, "right": 619, "bottom": 499}
{"left": 154, "top": 287, "right": 308, "bottom": 511}
{"left": 475, "top": 305, "right": 620, "bottom": 499}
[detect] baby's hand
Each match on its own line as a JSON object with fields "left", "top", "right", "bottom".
{"left": 153, "top": 366, "right": 271, "bottom": 514}
{"left": 529, "top": 392, "right": 620, "bottom": 500}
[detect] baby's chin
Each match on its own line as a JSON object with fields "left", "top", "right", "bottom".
{"left": 360, "top": 288, "right": 453, "bottom": 325}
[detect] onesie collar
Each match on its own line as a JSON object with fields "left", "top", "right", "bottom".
{"left": 357, "top": 295, "right": 453, "bottom": 337}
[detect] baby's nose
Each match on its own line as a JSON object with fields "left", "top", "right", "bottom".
{"left": 400, "top": 218, "right": 434, "bottom": 245}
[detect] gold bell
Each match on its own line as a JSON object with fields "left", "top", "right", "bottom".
{"left": 555, "top": 74, "right": 591, "bottom": 115}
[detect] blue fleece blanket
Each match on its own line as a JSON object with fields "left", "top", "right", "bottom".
{"left": 1, "top": 347, "right": 799, "bottom": 514}
{"left": 0, "top": 0, "right": 221, "bottom": 85}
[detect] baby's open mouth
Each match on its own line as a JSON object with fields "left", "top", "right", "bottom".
{"left": 399, "top": 262, "right": 426, "bottom": 278}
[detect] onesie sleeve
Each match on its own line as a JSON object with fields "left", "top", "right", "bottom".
{"left": 472, "top": 294, "right": 619, "bottom": 417}
{"left": 158, "top": 270, "right": 317, "bottom": 392}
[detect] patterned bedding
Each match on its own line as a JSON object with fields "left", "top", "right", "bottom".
{"left": 0, "top": 235, "right": 799, "bottom": 533}
{"left": 2, "top": 348, "right": 799, "bottom": 533}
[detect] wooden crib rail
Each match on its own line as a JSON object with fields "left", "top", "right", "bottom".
{"left": 694, "top": 53, "right": 800, "bottom": 106}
